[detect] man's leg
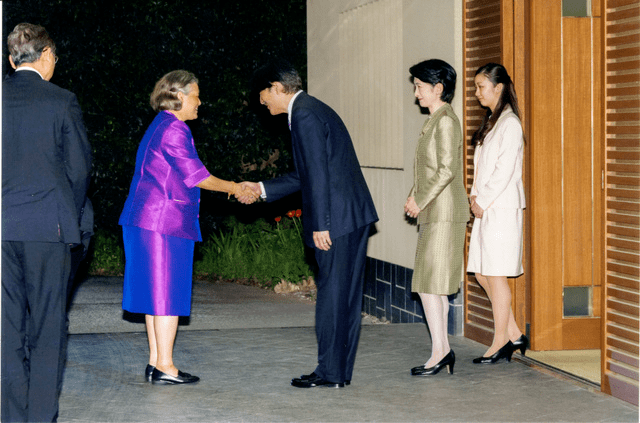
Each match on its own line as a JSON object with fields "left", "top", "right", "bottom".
{"left": 24, "top": 242, "right": 70, "bottom": 422}
{"left": 314, "top": 225, "right": 369, "bottom": 383}
{"left": 2, "top": 241, "right": 30, "bottom": 422}
{"left": 343, "top": 225, "right": 370, "bottom": 382}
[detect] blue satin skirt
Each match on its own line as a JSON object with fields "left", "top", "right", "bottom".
{"left": 122, "top": 225, "right": 195, "bottom": 316}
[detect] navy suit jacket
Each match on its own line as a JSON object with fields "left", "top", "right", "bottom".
{"left": 2, "top": 70, "right": 92, "bottom": 244}
{"left": 263, "top": 92, "right": 378, "bottom": 247}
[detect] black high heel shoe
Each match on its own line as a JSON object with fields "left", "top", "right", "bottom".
{"left": 472, "top": 341, "right": 514, "bottom": 364}
{"left": 512, "top": 335, "right": 529, "bottom": 355}
{"left": 145, "top": 364, "right": 155, "bottom": 382}
{"left": 411, "top": 350, "right": 455, "bottom": 376}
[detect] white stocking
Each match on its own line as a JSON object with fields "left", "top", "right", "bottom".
{"left": 418, "top": 293, "right": 450, "bottom": 367}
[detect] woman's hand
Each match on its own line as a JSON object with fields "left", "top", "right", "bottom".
{"left": 471, "top": 201, "right": 484, "bottom": 219}
{"left": 233, "top": 182, "right": 259, "bottom": 204}
{"left": 404, "top": 197, "right": 421, "bottom": 219}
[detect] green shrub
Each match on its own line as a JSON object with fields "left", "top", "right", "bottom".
{"left": 87, "top": 212, "right": 315, "bottom": 288}
{"left": 88, "top": 230, "right": 125, "bottom": 276}
{"left": 195, "top": 213, "right": 315, "bottom": 287}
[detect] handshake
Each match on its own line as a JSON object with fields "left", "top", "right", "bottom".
{"left": 231, "top": 181, "right": 262, "bottom": 205}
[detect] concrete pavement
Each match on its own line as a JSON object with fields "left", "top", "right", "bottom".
{"left": 58, "top": 277, "right": 639, "bottom": 422}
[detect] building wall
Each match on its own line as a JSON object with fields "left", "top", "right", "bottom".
{"left": 307, "top": 0, "right": 465, "bottom": 330}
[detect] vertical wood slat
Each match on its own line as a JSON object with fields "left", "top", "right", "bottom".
{"left": 594, "top": 16, "right": 606, "bottom": 319}
{"left": 563, "top": 18, "right": 597, "bottom": 288}
{"left": 529, "top": 0, "right": 564, "bottom": 351}
{"left": 602, "top": 0, "right": 640, "bottom": 407}
{"left": 339, "top": 0, "right": 403, "bottom": 169}
{"left": 463, "top": 0, "right": 502, "bottom": 346}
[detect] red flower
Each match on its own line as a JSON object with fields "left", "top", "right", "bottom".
{"left": 295, "top": 209, "right": 302, "bottom": 217}
{"left": 286, "top": 210, "right": 295, "bottom": 218}
{"left": 275, "top": 216, "right": 282, "bottom": 222}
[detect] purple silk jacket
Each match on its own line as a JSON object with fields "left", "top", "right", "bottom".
{"left": 119, "top": 111, "right": 210, "bottom": 241}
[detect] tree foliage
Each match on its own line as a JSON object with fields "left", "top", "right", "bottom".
{"left": 3, "top": 0, "right": 306, "bottom": 238}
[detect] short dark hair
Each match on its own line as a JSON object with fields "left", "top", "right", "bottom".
{"left": 409, "top": 59, "right": 457, "bottom": 104}
{"left": 251, "top": 59, "right": 302, "bottom": 94}
{"left": 150, "top": 70, "right": 199, "bottom": 112}
{"left": 7, "top": 23, "right": 56, "bottom": 66}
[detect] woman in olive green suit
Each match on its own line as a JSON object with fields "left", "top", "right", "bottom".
{"left": 405, "top": 59, "right": 469, "bottom": 376}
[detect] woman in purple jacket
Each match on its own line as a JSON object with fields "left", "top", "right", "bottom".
{"left": 119, "top": 70, "right": 255, "bottom": 385}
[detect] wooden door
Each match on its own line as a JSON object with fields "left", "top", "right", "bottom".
{"left": 464, "top": 0, "right": 605, "bottom": 352}
{"left": 529, "top": 0, "right": 604, "bottom": 351}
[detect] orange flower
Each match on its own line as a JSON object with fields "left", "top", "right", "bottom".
{"left": 295, "top": 209, "right": 302, "bottom": 217}
{"left": 275, "top": 216, "right": 282, "bottom": 222}
{"left": 286, "top": 210, "right": 295, "bottom": 218}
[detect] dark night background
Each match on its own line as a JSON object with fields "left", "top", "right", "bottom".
{"left": 2, "top": 0, "right": 307, "bottom": 243}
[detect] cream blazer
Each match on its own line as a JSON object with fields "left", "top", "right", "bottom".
{"left": 409, "top": 103, "right": 469, "bottom": 225}
{"left": 471, "top": 106, "right": 526, "bottom": 210}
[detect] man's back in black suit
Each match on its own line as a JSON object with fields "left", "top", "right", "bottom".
{"left": 1, "top": 23, "right": 91, "bottom": 423}
{"left": 3, "top": 70, "right": 91, "bottom": 243}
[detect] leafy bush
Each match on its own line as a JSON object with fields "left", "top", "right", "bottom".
{"left": 87, "top": 230, "right": 125, "bottom": 276}
{"left": 195, "top": 213, "right": 315, "bottom": 287}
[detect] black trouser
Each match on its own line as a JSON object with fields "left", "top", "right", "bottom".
{"left": 2, "top": 241, "right": 70, "bottom": 423}
{"left": 313, "top": 225, "right": 370, "bottom": 383}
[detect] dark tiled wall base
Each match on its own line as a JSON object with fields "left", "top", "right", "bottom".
{"left": 362, "top": 257, "right": 463, "bottom": 336}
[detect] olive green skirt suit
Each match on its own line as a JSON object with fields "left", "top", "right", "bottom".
{"left": 409, "top": 103, "right": 469, "bottom": 295}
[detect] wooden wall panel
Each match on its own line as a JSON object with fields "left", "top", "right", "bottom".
{"left": 463, "top": 0, "right": 502, "bottom": 346}
{"left": 602, "top": 0, "right": 640, "bottom": 406}
{"left": 529, "top": 0, "right": 564, "bottom": 350}
{"left": 593, "top": 16, "right": 605, "bottom": 304}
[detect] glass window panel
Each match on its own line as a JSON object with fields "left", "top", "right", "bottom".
{"left": 563, "top": 286, "right": 591, "bottom": 317}
{"left": 563, "top": 0, "right": 591, "bottom": 17}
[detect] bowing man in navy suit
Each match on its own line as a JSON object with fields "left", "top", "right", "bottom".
{"left": 2, "top": 23, "right": 92, "bottom": 422}
{"left": 242, "top": 60, "right": 378, "bottom": 388}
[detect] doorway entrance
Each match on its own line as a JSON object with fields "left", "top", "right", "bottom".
{"left": 462, "top": 0, "right": 605, "bottom": 383}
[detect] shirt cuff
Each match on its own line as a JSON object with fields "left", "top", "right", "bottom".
{"left": 259, "top": 182, "right": 267, "bottom": 199}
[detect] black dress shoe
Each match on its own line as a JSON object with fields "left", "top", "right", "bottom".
{"left": 299, "top": 372, "right": 350, "bottom": 386}
{"left": 472, "top": 341, "right": 514, "bottom": 364}
{"left": 291, "top": 374, "right": 344, "bottom": 388}
{"left": 512, "top": 335, "right": 529, "bottom": 355}
{"left": 411, "top": 350, "right": 455, "bottom": 376}
{"left": 151, "top": 368, "right": 200, "bottom": 385}
{"left": 145, "top": 364, "right": 155, "bottom": 382}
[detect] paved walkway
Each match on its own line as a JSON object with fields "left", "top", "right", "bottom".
{"left": 59, "top": 277, "right": 638, "bottom": 422}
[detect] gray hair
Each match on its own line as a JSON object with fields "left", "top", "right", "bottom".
{"left": 150, "top": 70, "right": 199, "bottom": 112}
{"left": 7, "top": 23, "right": 56, "bottom": 67}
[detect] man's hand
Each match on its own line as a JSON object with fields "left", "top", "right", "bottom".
{"left": 313, "top": 230, "right": 332, "bottom": 251}
{"left": 404, "top": 196, "right": 421, "bottom": 219}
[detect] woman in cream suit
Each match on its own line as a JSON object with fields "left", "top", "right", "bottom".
{"left": 467, "top": 63, "right": 528, "bottom": 364}
{"left": 405, "top": 59, "right": 469, "bottom": 376}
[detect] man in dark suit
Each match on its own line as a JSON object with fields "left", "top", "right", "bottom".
{"left": 2, "top": 23, "right": 92, "bottom": 422}
{"left": 243, "top": 60, "right": 378, "bottom": 388}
